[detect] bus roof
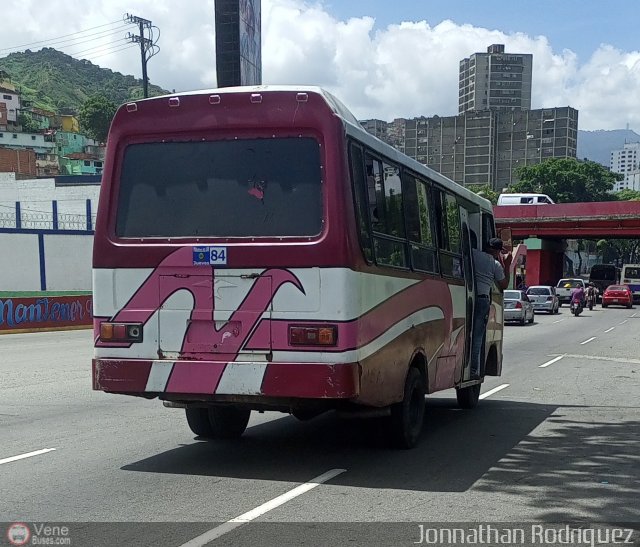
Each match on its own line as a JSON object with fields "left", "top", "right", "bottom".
{"left": 127, "top": 85, "right": 492, "bottom": 211}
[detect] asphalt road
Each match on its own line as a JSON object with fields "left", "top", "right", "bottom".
{"left": 1, "top": 305, "right": 639, "bottom": 546}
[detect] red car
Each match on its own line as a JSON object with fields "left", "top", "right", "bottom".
{"left": 601, "top": 284, "right": 633, "bottom": 308}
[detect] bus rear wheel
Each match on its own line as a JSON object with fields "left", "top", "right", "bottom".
{"left": 186, "top": 406, "right": 251, "bottom": 439}
{"left": 388, "top": 367, "right": 425, "bottom": 449}
{"left": 456, "top": 383, "right": 481, "bottom": 409}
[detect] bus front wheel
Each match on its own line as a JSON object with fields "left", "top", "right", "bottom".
{"left": 388, "top": 367, "right": 426, "bottom": 449}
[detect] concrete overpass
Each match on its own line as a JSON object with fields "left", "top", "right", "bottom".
{"left": 494, "top": 201, "right": 640, "bottom": 286}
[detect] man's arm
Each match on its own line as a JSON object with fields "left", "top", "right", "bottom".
{"left": 496, "top": 253, "right": 513, "bottom": 291}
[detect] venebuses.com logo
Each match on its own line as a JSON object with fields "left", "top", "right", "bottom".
{"left": 6, "top": 523, "right": 30, "bottom": 546}
{"left": 5, "top": 522, "right": 71, "bottom": 545}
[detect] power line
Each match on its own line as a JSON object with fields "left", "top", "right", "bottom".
{"left": 0, "top": 20, "right": 125, "bottom": 53}
{"left": 80, "top": 44, "right": 139, "bottom": 62}
{"left": 1, "top": 25, "right": 131, "bottom": 56}
{"left": 65, "top": 38, "right": 130, "bottom": 59}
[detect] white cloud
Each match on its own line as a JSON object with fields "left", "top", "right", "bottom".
{"left": 1, "top": 0, "right": 639, "bottom": 130}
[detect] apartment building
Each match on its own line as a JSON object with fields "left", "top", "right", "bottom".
{"left": 611, "top": 142, "right": 640, "bottom": 191}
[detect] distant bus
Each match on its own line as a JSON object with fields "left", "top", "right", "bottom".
{"left": 589, "top": 264, "right": 620, "bottom": 296}
{"left": 91, "top": 86, "right": 504, "bottom": 449}
{"left": 621, "top": 264, "right": 640, "bottom": 302}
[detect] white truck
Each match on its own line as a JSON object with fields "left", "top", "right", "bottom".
{"left": 556, "top": 278, "right": 587, "bottom": 305}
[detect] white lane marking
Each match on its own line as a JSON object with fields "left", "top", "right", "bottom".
{"left": 561, "top": 353, "right": 640, "bottom": 365}
{"left": 580, "top": 337, "right": 596, "bottom": 345}
{"left": 604, "top": 327, "right": 615, "bottom": 333}
{"left": 631, "top": 313, "right": 637, "bottom": 318}
{"left": 552, "top": 318, "right": 565, "bottom": 323}
{"left": 479, "top": 384, "right": 509, "bottom": 399}
{"left": 179, "top": 468, "right": 346, "bottom": 546}
{"left": 619, "top": 320, "right": 628, "bottom": 325}
{"left": 539, "top": 355, "right": 565, "bottom": 368}
{"left": 0, "top": 448, "right": 56, "bottom": 465}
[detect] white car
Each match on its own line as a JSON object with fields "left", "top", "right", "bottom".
{"left": 526, "top": 285, "right": 560, "bottom": 314}
{"left": 503, "top": 290, "right": 535, "bottom": 325}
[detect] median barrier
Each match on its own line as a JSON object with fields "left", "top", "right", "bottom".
{"left": 0, "top": 292, "right": 92, "bottom": 334}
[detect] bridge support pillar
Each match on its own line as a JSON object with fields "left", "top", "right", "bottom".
{"left": 523, "top": 238, "right": 566, "bottom": 286}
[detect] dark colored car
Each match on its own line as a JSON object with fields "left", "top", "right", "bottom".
{"left": 601, "top": 284, "right": 633, "bottom": 308}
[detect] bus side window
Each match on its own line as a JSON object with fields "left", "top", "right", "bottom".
{"left": 402, "top": 172, "right": 437, "bottom": 273}
{"left": 434, "top": 189, "right": 463, "bottom": 279}
{"left": 348, "top": 143, "right": 373, "bottom": 262}
{"left": 365, "top": 153, "right": 407, "bottom": 268}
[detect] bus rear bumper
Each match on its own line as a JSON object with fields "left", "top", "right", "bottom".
{"left": 92, "top": 359, "right": 360, "bottom": 400}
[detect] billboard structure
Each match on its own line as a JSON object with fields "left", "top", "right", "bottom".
{"left": 215, "top": 0, "right": 262, "bottom": 87}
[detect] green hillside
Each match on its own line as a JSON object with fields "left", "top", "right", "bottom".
{"left": 0, "top": 47, "right": 169, "bottom": 113}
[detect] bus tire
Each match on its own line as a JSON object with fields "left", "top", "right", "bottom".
{"left": 456, "top": 383, "right": 481, "bottom": 409}
{"left": 208, "top": 406, "right": 251, "bottom": 439}
{"left": 389, "top": 367, "right": 425, "bottom": 449}
{"left": 185, "top": 408, "right": 214, "bottom": 437}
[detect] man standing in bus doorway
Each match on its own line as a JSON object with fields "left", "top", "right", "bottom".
{"left": 470, "top": 237, "right": 512, "bottom": 380}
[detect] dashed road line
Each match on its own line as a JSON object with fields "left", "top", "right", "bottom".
{"left": 604, "top": 327, "right": 615, "bottom": 333}
{"left": 580, "top": 337, "right": 596, "bottom": 345}
{"left": 479, "top": 383, "right": 510, "bottom": 399}
{"left": 552, "top": 318, "right": 565, "bottom": 323}
{"left": 0, "top": 448, "right": 56, "bottom": 466}
{"left": 179, "top": 468, "right": 346, "bottom": 546}
{"left": 619, "top": 319, "right": 628, "bottom": 325}
{"left": 558, "top": 353, "right": 640, "bottom": 365}
{"left": 539, "top": 355, "right": 565, "bottom": 368}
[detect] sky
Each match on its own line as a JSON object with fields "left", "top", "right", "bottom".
{"left": 1, "top": 0, "right": 639, "bottom": 131}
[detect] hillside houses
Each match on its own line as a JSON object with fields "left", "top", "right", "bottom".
{"left": 0, "top": 72, "right": 105, "bottom": 179}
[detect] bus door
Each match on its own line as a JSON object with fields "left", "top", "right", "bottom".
{"left": 459, "top": 207, "right": 475, "bottom": 381}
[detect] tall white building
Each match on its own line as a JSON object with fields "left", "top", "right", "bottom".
{"left": 611, "top": 142, "right": 640, "bottom": 191}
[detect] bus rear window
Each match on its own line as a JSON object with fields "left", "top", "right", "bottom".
{"left": 115, "top": 138, "right": 322, "bottom": 238}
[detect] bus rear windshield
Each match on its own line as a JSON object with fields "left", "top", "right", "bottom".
{"left": 115, "top": 138, "right": 323, "bottom": 238}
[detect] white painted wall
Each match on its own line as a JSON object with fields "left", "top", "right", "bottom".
{"left": 44, "top": 234, "right": 93, "bottom": 290}
{"left": 0, "top": 176, "right": 100, "bottom": 229}
{"left": 0, "top": 233, "right": 42, "bottom": 290}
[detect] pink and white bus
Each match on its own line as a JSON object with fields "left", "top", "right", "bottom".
{"left": 92, "top": 86, "right": 503, "bottom": 448}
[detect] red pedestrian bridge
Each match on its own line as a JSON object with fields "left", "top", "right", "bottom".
{"left": 494, "top": 201, "right": 640, "bottom": 286}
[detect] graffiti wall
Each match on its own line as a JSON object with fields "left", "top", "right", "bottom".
{"left": 0, "top": 295, "right": 92, "bottom": 333}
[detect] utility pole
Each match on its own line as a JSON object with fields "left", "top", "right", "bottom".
{"left": 125, "top": 14, "right": 159, "bottom": 98}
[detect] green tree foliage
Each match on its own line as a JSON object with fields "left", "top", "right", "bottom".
{"left": 506, "top": 158, "right": 622, "bottom": 202}
{"left": 0, "top": 48, "right": 168, "bottom": 113}
{"left": 78, "top": 94, "right": 117, "bottom": 143}
{"left": 467, "top": 184, "right": 498, "bottom": 205}
{"left": 17, "top": 112, "right": 40, "bottom": 132}
{"left": 597, "top": 239, "right": 640, "bottom": 265}
{"left": 615, "top": 189, "right": 640, "bottom": 201}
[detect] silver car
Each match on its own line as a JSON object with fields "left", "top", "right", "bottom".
{"left": 526, "top": 285, "right": 560, "bottom": 314}
{"left": 503, "top": 290, "right": 535, "bottom": 325}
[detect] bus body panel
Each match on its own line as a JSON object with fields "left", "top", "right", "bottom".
{"left": 93, "top": 263, "right": 469, "bottom": 406}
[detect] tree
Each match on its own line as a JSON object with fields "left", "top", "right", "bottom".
{"left": 78, "top": 94, "right": 117, "bottom": 143}
{"left": 467, "top": 184, "right": 498, "bottom": 205}
{"left": 507, "top": 158, "right": 622, "bottom": 203}
{"left": 615, "top": 189, "right": 640, "bottom": 201}
{"left": 17, "top": 112, "right": 40, "bottom": 133}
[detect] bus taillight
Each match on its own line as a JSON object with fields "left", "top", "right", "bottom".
{"left": 100, "top": 322, "right": 144, "bottom": 343}
{"left": 289, "top": 325, "right": 337, "bottom": 346}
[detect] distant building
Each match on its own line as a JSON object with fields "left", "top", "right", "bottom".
{"left": 0, "top": 86, "right": 20, "bottom": 128}
{"left": 362, "top": 107, "right": 578, "bottom": 190}
{"left": 459, "top": 44, "right": 533, "bottom": 113}
{"left": 611, "top": 142, "right": 640, "bottom": 192}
